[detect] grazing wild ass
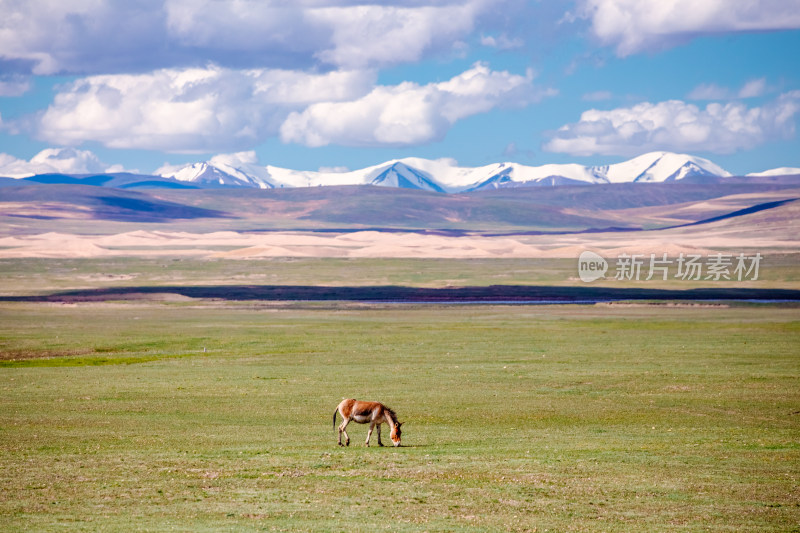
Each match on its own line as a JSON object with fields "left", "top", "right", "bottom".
{"left": 333, "top": 398, "right": 402, "bottom": 447}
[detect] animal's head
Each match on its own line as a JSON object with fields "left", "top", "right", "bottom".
{"left": 391, "top": 422, "right": 403, "bottom": 447}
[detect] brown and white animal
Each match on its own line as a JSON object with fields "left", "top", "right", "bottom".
{"left": 333, "top": 398, "right": 403, "bottom": 447}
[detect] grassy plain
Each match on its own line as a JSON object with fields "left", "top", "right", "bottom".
{"left": 1, "top": 257, "right": 799, "bottom": 531}
{"left": 0, "top": 254, "right": 799, "bottom": 298}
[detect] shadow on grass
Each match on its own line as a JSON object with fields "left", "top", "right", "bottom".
{"left": 2, "top": 284, "right": 800, "bottom": 303}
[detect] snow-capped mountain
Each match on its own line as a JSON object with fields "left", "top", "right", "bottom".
{"left": 746, "top": 167, "right": 800, "bottom": 177}
{"left": 598, "top": 152, "right": 730, "bottom": 183}
{"left": 157, "top": 154, "right": 278, "bottom": 189}
{"left": 369, "top": 162, "right": 446, "bottom": 192}
{"left": 467, "top": 152, "right": 730, "bottom": 190}
{"left": 154, "top": 151, "right": 734, "bottom": 192}
{"left": 464, "top": 162, "right": 605, "bottom": 190}
{"left": 157, "top": 162, "right": 259, "bottom": 188}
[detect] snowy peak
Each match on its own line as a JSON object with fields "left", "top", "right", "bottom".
{"left": 155, "top": 151, "right": 734, "bottom": 192}
{"left": 468, "top": 165, "right": 514, "bottom": 191}
{"left": 457, "top": 152, "right": 728, "bottom": 191}
{"left": 158, "top": 160, "right": 277, "bottom": 189}
{"left": 164, "top": 163, "right": 244, "bottom": 188}
{"left": 746, "top": 167, "right": 800, "bottom": 177}
{"left": 370, "top": 162, "right": 445, "bottom": 192}
{"left": 467, "top": 162, "right": 605, "bottom": 190}
{"left": 602, "top": 152, "right": 731, "bottom": 183}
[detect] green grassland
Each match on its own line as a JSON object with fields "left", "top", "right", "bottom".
{"left": 1, "top": 297, "right": 799, "bottom": 531}
{"left": 1, "top": 257, "right": 798, "bottom": 531}
{"left": 1, "top": 254, "right": 799, "bottom": 299}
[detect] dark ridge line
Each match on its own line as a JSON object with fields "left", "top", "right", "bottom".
{"left": 2, "top": 285, "right": 799, "bottom": 304}
{"left": 667, "top": 198, "right": 799, "bottom": 228}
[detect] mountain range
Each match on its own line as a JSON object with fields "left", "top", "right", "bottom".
{"left": 2, "top": 151, "right": 799, "bottom": 194}
{"left": 2, "top": 151, "right": 799, "bottom": 237}
{"left": 156, "top": 151, "right": 738, "bottom": 192}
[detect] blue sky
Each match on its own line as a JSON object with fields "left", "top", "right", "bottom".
{"left": 1, "top": 0, "right": 799, "bottom": 177}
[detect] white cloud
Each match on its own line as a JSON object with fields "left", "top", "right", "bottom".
{"left": 0, "top": 75, "right": 31, "bottom": 96}
{"left": 36, "top": 66, "right": 375, "bottom": 152}
{"left": 33, "top": 59, "right": 551, "bottom": 153}
{"left": 0, "top": 0, "right": 170, "bottom": 75}
{"left": 543, "top": 92, "right": 800, "bottom": 156}
{"left": 688, "top": 78, "right": 769, "bottom": 100}
{"left": 104, "top": 164, "right": 129, "bottom": 173}
{"left": 577, "top": 0, "right": 800, "bottom": 56}
{"left": 738, "top": 78, "right": 767, "bottom": 99}
{"left": 0, "top": 0, "right": 501, "bottom": 75}
{"left": 480, "top": 33, "right": 524, "bottom": 50}
{"left": 305, "top": 3, "right": 481, "bottom": 69}
{"left": 0, "top": 153, "right": 19, "bottom": 170}
{"left": 280, "top": 62, "right": 550, "bottom": 147}
{"left": 687, "top": 83, "right": 731, "bottom": 101}
{"left": 0, "top": 147, "right": 112, "bottom": 178}
{"left": 207, "top": 151, "right": 260, "bottom": 169}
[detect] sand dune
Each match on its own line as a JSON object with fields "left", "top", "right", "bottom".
{"left": 1, "top": 199, "right": 796, "bottom": 259}
{"left": 0, "top": 222, "right": 795, "bottom": 259}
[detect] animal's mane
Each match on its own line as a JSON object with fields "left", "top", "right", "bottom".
{"left": 384, "top": 406, "right": 398, "bottom": 424}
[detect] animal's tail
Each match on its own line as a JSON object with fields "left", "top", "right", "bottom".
{"left": 332, "top": 408, "right": 338, "bottom": 430}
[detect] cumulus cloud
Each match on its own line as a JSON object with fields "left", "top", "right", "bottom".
{"left": 0, "top": 0, "right": 172, "bottom": 75}
{"left": 32, "top": 58, "right": 551, "bottom": 153}
{"left": 576, "top": 0, "right": 800, "bottom": 56}
{"left": 543, "top": 91, "right": 800, "bottom": 156}
{"left": 0, "top": 147, "right": 112, "bottom": 178}
{"left": 307, "top": 3, "right": 481, "bottom": 68}
{"left": 0, "top": 0, "right": 501, "bottom": 75}
{"left": 36, "top": 66, "right": 375, "bottom": 152}
{"left": 280, "top": 62, "right": 552, "bottom": 147}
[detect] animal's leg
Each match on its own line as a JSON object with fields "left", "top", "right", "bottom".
{"left": 376, "top": 423, "right": 384, "bottom": 446}
{"left": 338, "top": 418, "right": 351, "bottom": 446}
{"left": 365, "top": 421, "right": 375, "bottom": 446}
